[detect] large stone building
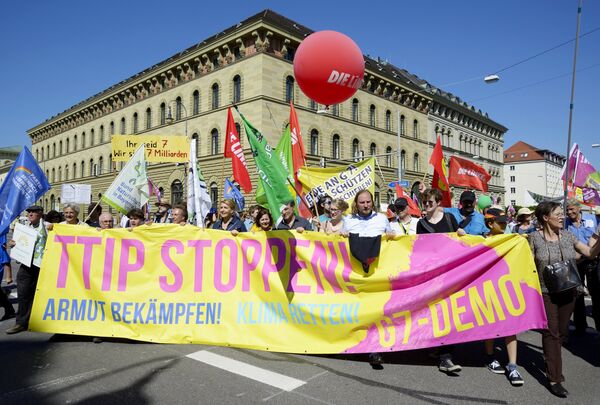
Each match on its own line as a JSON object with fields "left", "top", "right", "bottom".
{"left": 0, "top": 145, "right": 23, "bottom": 186}
{"left": 27, "top": 9, "right": 506, "bottom": 215}
{"left": 504, "top": 141, "right": 566, "bottom": 206}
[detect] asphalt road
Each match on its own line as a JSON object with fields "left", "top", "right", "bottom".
{"left": 1, "top": 279, "right": 599, "bottom": 404}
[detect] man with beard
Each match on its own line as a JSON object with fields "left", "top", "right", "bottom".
{"left": 444, "top": 190, "right": 488, "bottom": 236}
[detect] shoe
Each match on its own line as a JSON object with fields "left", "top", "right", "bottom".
{"left": 486, "top": 359, "right": 504, "bottom": 374}
{"left": 439, "top": 358, "right": 462, "bottom": 373}
{"left": 92, "top": 337, "right": 103, "bottom": 344}
{"left": 549, "top": 383, "right": 568, "bottom": 398}
{"left": 0, "top": 311, "right": 16, "bottom": 321}
{"left": 5, "top": 324, "right": 27, "bottom": 334}
{"left": 368, "top": 352, "right": 383, "bottom": 365}
{"left": 507, "top": 368, "right": 524, "bottom": 386}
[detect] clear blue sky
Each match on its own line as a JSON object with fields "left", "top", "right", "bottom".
{"left": 1, "top": 0, "right": 598, "bottom": 163}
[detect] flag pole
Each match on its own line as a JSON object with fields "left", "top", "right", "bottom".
{"left": 83, "top": 200, "right": 102, "bottom": 223}
{"left": 286, "top": 177, "right": 313, "bottom": 214}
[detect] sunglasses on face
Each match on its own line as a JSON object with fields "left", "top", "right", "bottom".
{"left": 424, "top": 200, "right": 437, "bottom": 206}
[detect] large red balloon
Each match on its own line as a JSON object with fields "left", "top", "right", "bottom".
{"left": 293, "top": 30, "right": 364, "bottom": 106}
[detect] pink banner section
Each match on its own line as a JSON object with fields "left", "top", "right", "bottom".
{"left": 348, "top": 234, "right": 547, "bottom": 353}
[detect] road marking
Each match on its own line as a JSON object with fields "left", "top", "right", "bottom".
{"left": 187, "top": 350, "right": 305, "bottom": 392}
{"left": 0, "top": 368, "right": 107, "bottom": 399}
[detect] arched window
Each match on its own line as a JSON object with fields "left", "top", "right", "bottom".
{"left": 81, "top": 132, "right": 86, "bottom": 149}
{"left": 369, "top": 104, "right": 376, "bottom": 126}
{"left": 210, "top": 182, "right": 219, "bottom": 207}
{"left": 90, "top": 129, "right": 95, "bottom": 146}
{"left": 170, "top": 180, "right": 183, "bottom": 205}
{"left": 211, "top": 128, "right": 219, "bottom": 154}
{"left": 110, "top": 121, "right": 115, "bottom": 135}
{"left": 50, "top": 195, "right": 55, "bottom": 211}
{"left": 401, "top": 150, "right": 406, "bottom": 170}
{"left": 47, "top": 145, "right": 50, "bottom": 158}
{"left": 40, "top": 148, "right": 43, "bottom": 161}
{"left": 400, "top": 115, "right": 405, "bottom": 135}
{"left": 413, "top": 153, "right": 420, "bottom": 172}
{"left": 66, "top": 138, "right": 70, "bottom": 153}
{"left": 370, "top": 142, "right": 377, "bottom": 156}
{"left": 413, "top": 119, "right": 419, "bottom": 138}
{"left": 309, "top": 99, "right": 317, "bottom": 111}
{"left": 109, "top": 154, "right": 113, "bottom": 172}
{"left": 100, "top": 125, "right": 105, "bottom": 143}
{"left": 120, "top": 118, "right": 126, "bottom": 134}
{"left": 145, "top": 108, "right": 152, "bottom": 129}
{"left": 285, "top": 76, "right": 294, "bottom": 103}
{"left": 59, "top": 141, "right": 63, "bottom": 155}
{"left": 332, "top": 134, "right": 340, "bottom": 159}
{"left": 53, "top": 143, "right": 56, "bottom": 157}
{"left": 235, "top": 123, "right": 242, "bottom": 140}
{"left": 211, "top": 84, "right": 219, "bottom": 109}
{"left": 191, "top": 133, "right": 199, "bottom": 156}
{"left": 175, "top": 97, "right": 182, "bottom": 120}
{"left": 98, "top": 156, "right": 103, "bottom": 175}
{"left": 51, "top": 168, "right": 55, "bottom": 182}
{"left": 386, "top": 146, "right": 392, "bottom": 166}
{"left": 385, "top": 110, "right": 391, "bottom": 131}
{"left": 133, "top": 113, "right": 139, "bottom": 133}
{"left": 193, "top": 90, "right": 200, "bottom": 114}
{"left": 310, "top": 129, "right": 319, "bottom": 155}
{"left": 73, "top": 163, "right": 77, "bottom": 179}
{"left": 80, "top": 161, "right": 85, "bottom": 178}
{"left": 90, "top": 159, "right": 94, "bottom": 176}
{"left": 160, "top": 103, "right": 166, "bottom": 125}
{"left": 352, "top": 138, "right": 360, "bottom": 159}
{"left": 65, "top": 165, "right": 69, "bottom": 181}
{"left": 352, "top": 99, "right": 359, "bottom": 121}
{"left": 233, "top": 75, "right": 241, "bottom": 103}
{"left": 74, "top": 135, "right": 78, "bottom": 151}
{"left": 58, "top": 167, "right": 62, "bottom": 181}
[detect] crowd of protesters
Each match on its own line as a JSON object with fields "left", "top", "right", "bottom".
{"left": 1, "top": 189, "right": 599, "bottom": 398}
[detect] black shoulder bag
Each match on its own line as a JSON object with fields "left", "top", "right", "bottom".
{"left": 542, "top": 233, "right": 582, "bottom": 294}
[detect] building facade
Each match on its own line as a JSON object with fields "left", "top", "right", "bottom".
{"left": 27, "top": 10, "right": 506, "bottom": 216}
{"left": 504, "top": 141, "right": 566, "bottom": 207}
{"left": 0, "top": 146, "right": 23, "bottom": 186}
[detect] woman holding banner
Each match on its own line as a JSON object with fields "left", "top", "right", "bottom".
{"left": 253, "top": 208, "right": 273, "bottom": 232}
{"left": 320, "top": 199, "right": 348, "bottom": 235}
{"left": 529, "top": 201, "right": 600, "bottom": 398}
{"left": 213, "top": 199, "right": 247, "bottom": 235}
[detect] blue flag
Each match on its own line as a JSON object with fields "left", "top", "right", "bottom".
{"left": 0, "top": 147, "right": 51, "bottom": 235}
{"left": 224, "top": 177, "right": 245, "bottom": 211}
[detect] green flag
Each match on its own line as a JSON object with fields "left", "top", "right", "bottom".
{"left": 236, "top": 109, "right": 293, "bottom": 224}
{"left": 255, "top": 124, "right": 295, "bottom": 206}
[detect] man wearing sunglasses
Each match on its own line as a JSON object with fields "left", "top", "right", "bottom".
{"left": 445, "top": 190, "right": 488, "bottom": 236}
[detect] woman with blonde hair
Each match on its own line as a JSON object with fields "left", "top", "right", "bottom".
{"left": 320, "top": 199, "right": 348, "bottom": 235}
{"left": 212, "top": 199, "right": 246, "bottom": 235}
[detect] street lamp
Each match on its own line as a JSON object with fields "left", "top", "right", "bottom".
{"left": 592, "top": 144, "right": 600, "bottom": 148}
{"left": 484, "top": 74, "right": 500, "bottom": 84}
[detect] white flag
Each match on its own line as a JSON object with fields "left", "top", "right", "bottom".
{"left": 187, "top": 141, "right": 212, "bottom": 226}
{"left": 102, "top": 144, "right": 149, "bottom": 214}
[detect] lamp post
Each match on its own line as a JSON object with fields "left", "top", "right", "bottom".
{"left": 592, "top": 144, "right": 600, "bottom": 148}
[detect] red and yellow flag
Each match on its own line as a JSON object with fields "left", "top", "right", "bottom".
{"left": 429, "top": 136, "right": 452, "bottom": 207}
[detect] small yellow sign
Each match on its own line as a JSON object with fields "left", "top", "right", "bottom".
{"left": 111, "top": 135, "right": 190, "bottom": 162}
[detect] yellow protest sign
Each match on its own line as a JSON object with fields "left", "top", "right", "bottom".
{"left": 111, "top": 135, "right": 189, "bottom": 162}
{"left": 29, "top": 225, "right": 546, "bottom": 353}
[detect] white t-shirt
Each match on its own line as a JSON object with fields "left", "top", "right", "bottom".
{"left": 390, "top": 217, "right": 419, "bottom": 235}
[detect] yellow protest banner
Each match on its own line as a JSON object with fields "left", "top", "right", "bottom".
{"left": 297, "top": 158, "right": 375, "bottom": 210}
{"left": 29, "top": 225, "right": 546, "bottom": 353}
{"left": 111, "top": 135, "right": 190, "bottom": 162}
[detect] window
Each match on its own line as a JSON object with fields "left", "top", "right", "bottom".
{"left": 73, "top": 163, "right": 76, "bottom": 179}
{"left": 211, "top": 84, "right": 219, "bottom": 109}
{"left": 193, "top": 90, "right": 200, "bottom": 114}
{"left": 145, "top": 108, "right": 152, "bottom": 129}
{"left": 211, "top": 129, "right": 219, "bottom": 154}
{"left": 352, "top": 99, "right": 359, "bottom": 121}
{"left": 133, "top": 113, "right": 139, "bottom": 133}
{"left": 81, "top": 132, "right": 86, "bottom": 149}
{"left": 59, "top": 141, "right": 63, "bottom": 155}
{"left": 285, "top": 76, "right": 294, "bottom": 103}
{"left": 100, "top": 125, "right": 105, "bottom": 143}
{"left": 109, "top": 154, "right": 113, "bottom": 172}
{"left": 510, "top": 187, "right": 516, "bottom": 194}
{"left": 80, "top": 161, "right": 85, "bottom": 178}
{"left": 90, "top": 159, "right": 94, "bottom": 176}
{"left": 160, "top": 103, "right": 166, "bottom": 125}
{"left": 400, "top": 115, "right": 405, "bottom": 135}
{"left": 66, "top": 138, "right": 70, "bottom": 153}
{"left": 385, "top": 110, "right": 391, "bottom": 131}
{"left": 51, "top": 168, "right": 55, "bottom": 182}
{"left": 210, "top": 182, "right": 219, "bottom": 207}
{"left": 369, "top": 105, "right": 376, "bottom": 126}
{"left": 310, "top": 129, "right": 319, "bottom": 155}
{"left": 233, "top": 75, "right": 241, "bottom": 103}
{"left": 47, "top": 145, "right": 50, "bottom": 158}
{"left": 52, "top": 143, "right": 56, "bottom": 157}
{"left": 332, "top": 104, "right": 339, "bottom": 116}
{"left": 171, "top": 180, "right": 183, "bottom": 205}
{"left": 120, "top": 118, "right": 126, "bottom": 134}
{"left": 401, "top": 150, "right": 406, "bottom": 170}
{"left": 510, "top": 176, "right": 515, "bottom": 182}
{"left": 352, "top": 139, "right": 360, "bottom": 159}
{"left": 65, "top": 165, "right": 69, "bottom": 180}
{"left": 511, "top": 200, "right": 516, "bottom": 206}
{"left": 370, "top": 142, "right": 376, "bottom": 156}
{"left": 175, "top": 97, "right": 182, "bottom": 120}
{"left": 413, "top": 120, "right": 419, "bottom": 138}
{"left": 510, "top": 165, "right": 515, "bottom": 171}
{"left": 191, "top": 133, "right": 199, "bottom": 156}
{"left": 386, "top": 146, "right": 392, "bottom": 166}
{"left": 90, "top": 129, "right": 95, "bottom": 146}
{"left": 413, "top": 153, "right": 420, "bottom": 172}
{"left": 310, "top": 100, "right": 317, "bottom": 110}
{"left": 332, "top": 134, "right": 340, "bottom": 159}
{"left": 110, "top": 121, "right": 115, "bottom": 135}
{"left": 50, "top": 195, "right": 55, "bottom": 210}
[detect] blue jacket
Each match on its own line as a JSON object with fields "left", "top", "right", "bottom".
{"left": 444, "top": 207, "right": 488, "bottom": 236}
{"left": 213, "top": 216, "right": 247, "bottom": 232}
